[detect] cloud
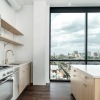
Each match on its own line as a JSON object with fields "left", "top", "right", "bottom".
{"left": 51, "top": 13, "right": 85, "bottom": 35}
{"left": 51, "top": 13, "right": 100, "bottom": 55}
{"left": 52, "top": 20, "right": 84, "bottom": 35}
{"left": 88, "top": 13, "right": 100, "bottom": 29}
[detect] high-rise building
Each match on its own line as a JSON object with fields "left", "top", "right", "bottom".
{"left": 73, "top": 51, "right": 78, "bottom": 54}
{"left": 88, "top": 52, "right": 91, "bottom": 56}
{"left": 94, "top": 52, "right": 98, "bottom": 57}
{"left": 98, "top": 51, "right": 100, "bottom": 57}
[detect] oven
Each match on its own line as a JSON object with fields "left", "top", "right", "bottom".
{"left": 0, "top": 74, "right": 13, "bottom": 100}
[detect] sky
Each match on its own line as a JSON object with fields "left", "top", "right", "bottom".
{"left": 51, "top": 13, "right": 100, "bottom": 55}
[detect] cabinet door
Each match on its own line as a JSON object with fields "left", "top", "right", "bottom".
{"left": 85, "top": 83, "right": 94, "bottom": 100}
{"left": 79, "top": 78, "right": 94, "bottom": 100}
{"left": 71, "top": 74, "right": 79, "bottom": 99}
{"left": 71, "top": 71, "right": 76, "bottom": 96}
{"left": 19, "top": 70, "right": 25, "bottom": 94}
{"left": 71, "top": 67, "right": 76, "bottom": 95}
{"left": 71, "top": 68, "right": 80, "bottom": 100}
{"left": 75, "top": 76, "right": 81, "bottom": 100}
{"left": 19, "top": 63, "right": 31, "bottom": 94}
{"left": 23, "top": 70, "right": 26, "bottom": 89}
{"left": 79, "top": 78, "right": 86, "bottom": 100}
{"left": 71, "top": 73, "right": 74, "bottom": 94}
{"left": 26, "top": 64, "right": 31, "bottom": 86}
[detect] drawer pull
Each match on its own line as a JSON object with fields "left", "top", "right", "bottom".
{"left": 73, "top": 75, "right": 76, "bottom": 77}
{"left": 83, "top": 84, "right": 87, "bottom": 87}
{"left": 85, "top": 76, "right": 88, "bottom": 79}
{"left": 74, "top": 70, "right": 76, "bottom": 72}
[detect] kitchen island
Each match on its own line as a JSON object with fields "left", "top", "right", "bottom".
{"left": 71, "top": 65, "right": 100, "bottom": 100}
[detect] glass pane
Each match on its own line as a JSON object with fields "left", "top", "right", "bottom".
{"left": 51, "top": 13, "right": 85, "bottom": 60}
{"left": 50, "top": 61, "right": 85, "bottom": 80}
{"left": 88, "top": 13, "right": 100, "bottom": 60}
{"left": 87, "top": 61, "right": 100, "bottom": 65}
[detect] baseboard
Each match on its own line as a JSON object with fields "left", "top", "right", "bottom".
{"left": 46, "top": 83, "right": 50, "bottom": 86}
{"left": 50, "top": 80, "right": 70, "bottom": 82}
{"left": 30, "top": 83, "right": 33, "bottom": 85}
{"left": 30, "top": 83, "right": 50, "bottom": 86}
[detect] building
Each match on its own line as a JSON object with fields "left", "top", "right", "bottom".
{"left": 94, "top": 52, "right": 98, "bottom": 57}
{"left": 73, "top": 51, "right": 78, "bottom": 54}
{"left": 88, "top": 52, "right": 91, "bottom": 56}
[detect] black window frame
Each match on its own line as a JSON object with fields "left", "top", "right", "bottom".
{"left": 49, "top": 7, "right": 100, "bottom": 81}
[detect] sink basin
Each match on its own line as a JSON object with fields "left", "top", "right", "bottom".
{"left": 9, "top": 63, "right": 21, "bottom": 65}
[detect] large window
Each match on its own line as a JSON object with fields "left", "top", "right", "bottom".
{"left": 50, "top": 7, "right": 100, "bottom": 81}
{"left": 51, "top": 13, "right": 85, "bottom": 60}
{"left": 88, "top": 13, "right": 100, "bottom": 60}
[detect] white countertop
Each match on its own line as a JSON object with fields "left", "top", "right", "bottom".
{"left": 72, "top": 65, "right": 100, "bottom": 78}
{"left": 0, "top": 61, "right": 31, "bottom": 69}
{"left": 0, "top": 62, "right": 31, "bottom": 80}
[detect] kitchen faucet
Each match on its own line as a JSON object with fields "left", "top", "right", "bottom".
{"left": 5, "top": 50, "right": 14, "bottom": 64}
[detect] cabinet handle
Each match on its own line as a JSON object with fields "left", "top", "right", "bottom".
{"left": 73, "top": 75, "right": 76, "bottom": 77}
{"left": 83, "top": 84, "right": 87, "bottom": 87}
{"left": 74, "top": 70, "right": 76, "bottom": 72}
{"left": 85, "top": 76, "right": 88, "bottom": 79}
{"left": 85, "top": 84, "right": 87, "bottom": 87}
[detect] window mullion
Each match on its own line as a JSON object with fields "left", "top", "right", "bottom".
{"left": 85, "top": 12, "right": 88, "bottom": 64}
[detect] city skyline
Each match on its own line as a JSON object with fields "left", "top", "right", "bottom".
{"left": 51, "top": 50, "right": 100, "bottom": 56}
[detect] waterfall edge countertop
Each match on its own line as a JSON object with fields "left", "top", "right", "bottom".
{"left": 71, "top": 65, "right": 100, "bottom": 78}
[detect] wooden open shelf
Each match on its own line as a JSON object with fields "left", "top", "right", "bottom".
{"left": 1, "top": 19, "right": 23, "bottom": 35}
{"left": 0, "top": 35, "right": 23, "bottom": 46}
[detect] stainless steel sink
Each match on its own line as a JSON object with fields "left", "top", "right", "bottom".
{"left": 9, "top": 63, "right": 21, "bottom": 65}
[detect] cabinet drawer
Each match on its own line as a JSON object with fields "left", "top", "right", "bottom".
{"left": 81, "top": 72, "right": 94, "bottom": 86}
{"left": 19, "top": 66, "right": 25, "bottom": 71}
{"left": 71, "top": 67, "right": 80, "bottom": 76}
{"left": 26, "top": 64, "right": 31, "bottom": 70}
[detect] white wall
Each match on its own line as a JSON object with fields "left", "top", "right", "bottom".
{"left": 0, "top": 0, "right": 16, "bottom": 64}
{"left": 0, "top": 0, "right": 16, "bottom": 26}
{"left": 0, "top": 0, "right": 50, "bottom": 84}
{"left": 45, "top": 4, "right": 50, "bottom": 84}
{"left": 33, "top": 0, "right": 50, "bottom": 85}
{"left": 15, "top": 5, "right": 33, "bottom": 62}
{"left": 15, "top": 5, "right": 33, "bottom": 82}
